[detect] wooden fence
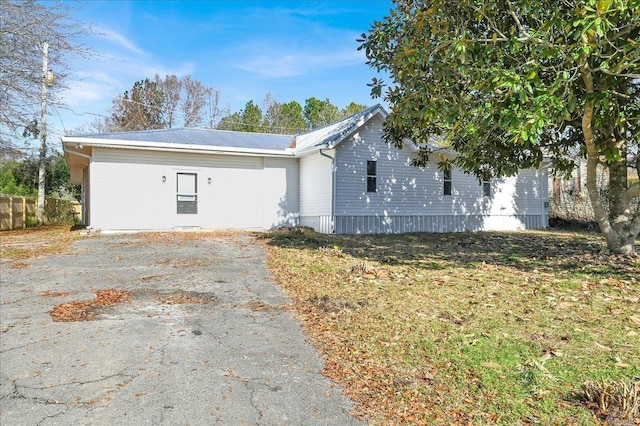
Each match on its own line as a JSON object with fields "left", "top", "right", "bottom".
{"left": 0, "top": 195, "right": 81, "bottom": 231}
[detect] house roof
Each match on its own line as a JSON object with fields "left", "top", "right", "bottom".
{"left": 61, "top": 104, "right": 388, "bottom": 159}
{"left": 65, "top": 127, "right": 295, "bottom": 152}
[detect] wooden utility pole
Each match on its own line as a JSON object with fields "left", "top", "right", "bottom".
{"left": 37, "top": 42, "right": 49, "bottom": 225}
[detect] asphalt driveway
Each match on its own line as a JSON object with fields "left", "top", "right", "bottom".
{"left": 0, "top": 231, "right": 362, "bottom": 425}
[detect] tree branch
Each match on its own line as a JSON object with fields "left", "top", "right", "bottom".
{"left": 468, "top": 4, "right": 508, "bottom": 40}
{"left": 592, "top": 68, "right": 640, "bottom": 79}
{"left": 506, "top": 1, "right": 545, "bottom": 44}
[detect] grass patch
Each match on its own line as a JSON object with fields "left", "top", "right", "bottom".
{"left": 261, "top": 228, "right": 640, "bottom": 425}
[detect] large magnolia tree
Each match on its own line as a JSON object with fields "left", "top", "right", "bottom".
{"left": 359, "top": 0, "right": 639, "bottom": 254}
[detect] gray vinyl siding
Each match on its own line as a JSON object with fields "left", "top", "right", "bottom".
{"left": 298, "top": 152, "right": 333, "bottom": 230}
{"left": 330, "top": 214, "right": 547, "bottom": 234}
{"left": 334, "top": 115, "right": 452, "bottom": 216}
{"left": 90, "top": 147, "right": 296, "bottom": 230}
{"left": 328, "top": 116, "right": 547, "bottom": 233}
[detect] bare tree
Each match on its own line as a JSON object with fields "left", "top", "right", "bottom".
{"left": 1, "top": 0, "right": 90, "bottom": 224}
{"left": 106, "top": 75, "right": 220, "bottom": 130}
{"left": 206, "top": 87, "right": 225, "bottom": 129}
{"left": 181, "top": 76, "right": 211, "bottom": 128}
{"left": 0, "top": 0, "right": 89, "bottom": 152}
{"left": 261, "top": 92, "right": 281, "bottom": 133}
{"left": 66, "top": 117, "right": 111, "bottom": 135}
{"left": 155, "top": 74, "right": 182, "bottom": 128}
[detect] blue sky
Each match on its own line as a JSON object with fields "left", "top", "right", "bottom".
{"left": 52, "top": 0, "right": 393, "bottom": 143}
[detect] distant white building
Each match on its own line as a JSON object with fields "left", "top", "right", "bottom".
{"left": 63, "top": 105, "right": 549, "bottom": 233}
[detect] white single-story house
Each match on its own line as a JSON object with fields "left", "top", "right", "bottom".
{"left": 62, "top": 105, "right": 549, "bottom": 234}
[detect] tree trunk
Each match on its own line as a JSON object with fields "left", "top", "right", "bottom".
{"left": 580, "top": 54, "right": 638, "bottom": 254}
{"left": 611, "top": 163, "right": 636, "bottom": 255}
{"left": 584, "top": 152, "right": 639, "bottom": 254}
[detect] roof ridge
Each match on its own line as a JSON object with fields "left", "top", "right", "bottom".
{"left": 292, "top": 104, "right": 386, "bottom": 152}
{"left": 296, "top": 104, "right": 382, "bottom": 137}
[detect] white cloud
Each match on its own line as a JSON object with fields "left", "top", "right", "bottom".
{"left": 236, "top": 55, "right": 301, "bottom": 78}
{"left": 226, "top": 10, "right": 367, "bottom": 80}
{"left": 95, "top": 26, "right": 147, "bottom": 56}
{"left": 142, "top": 13, "right": 159, "bottom": 23}
{"left": 74, "top": 71, "right": 121, "bottom": 87}
{"left": 235, "top": 48, "right": 364, "bottom": 78}
{"left": 61, "top": 81, "right": 112, "bottom": 106}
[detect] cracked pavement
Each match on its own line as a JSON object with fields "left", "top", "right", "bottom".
{"left": 0, "top": 232, "right": 363, "bottom": 425}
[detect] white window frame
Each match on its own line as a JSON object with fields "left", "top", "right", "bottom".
{"left": 177, "top": 173, "right": 198, "bottom": 214}
{"left": 443, "top": 168, "right": 452, "bottom": 195}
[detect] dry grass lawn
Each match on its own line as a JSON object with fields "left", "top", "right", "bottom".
{"left": 262, "top": 228, "right": 640, "bottom": 425}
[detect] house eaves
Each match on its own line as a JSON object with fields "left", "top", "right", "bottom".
{"left": 293, "top": 143, "right": 331, "bottom": 157}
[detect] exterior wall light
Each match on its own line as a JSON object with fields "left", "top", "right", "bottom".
{"left": 162, "top": 175, "right": 166, "bottom": 183}
{"left": 208, "top": 177, "right": 212, "bottom": 185}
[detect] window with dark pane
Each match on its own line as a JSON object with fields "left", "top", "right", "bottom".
{"left": 367, "top": 160, "right": 377, "bottom": 192}
{"left": 177, "top": 173, "right": 198, "bottom": 214}
{"left": 443, "top": 168, "right": 452, "bottom": 195}
{"left": 483, "top": 180, "right": 491, "bottom": 197}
